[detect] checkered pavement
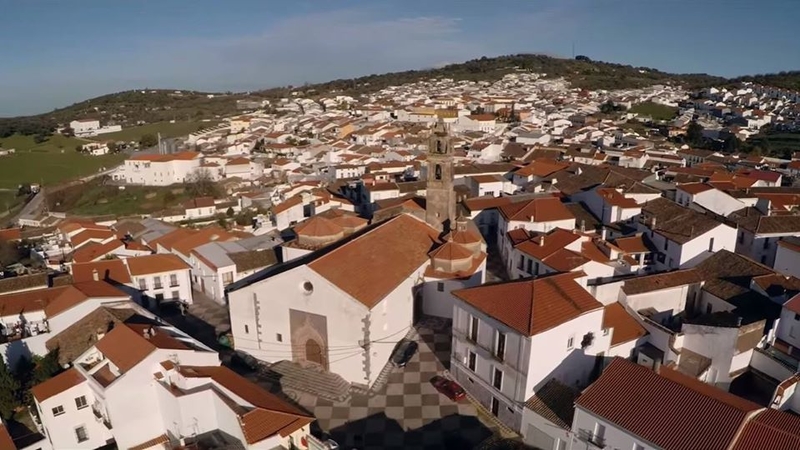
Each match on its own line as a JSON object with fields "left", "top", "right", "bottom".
{"left": 284, "top": 323, "right": 494, "bottom": 449}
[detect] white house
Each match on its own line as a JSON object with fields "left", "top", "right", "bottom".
{"left": 69, "top": 119, "right": 100, "bottom": 137}
{"left": 117, "top": 151, "right": 203, "bottom": 186}
{"left": 31, "top": 310, "right": 314, "bottom": 450}
{"left": 736, "top": 215, "right": 800, "bottom": 267}
{"left": 190, "top": 241, "right": 279, "bottom": 305}
{"left": 497, "top": 196, "right": 576, "bottom": 269}
{"left": 450, "top": 272, "right": 643, "bottom": 433}
{"left": 124, "top": 253, "right": 193, "bottom": 308}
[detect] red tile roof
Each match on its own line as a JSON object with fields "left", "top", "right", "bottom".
{"left": 309, "top": 214, "right": 440, "bottom": 309}
{"left": 129, "top": 434, "right": 170, "bottom": 450}
{"left": 498, "top": 197, "right": 575, "bottom": 223}
{"left": 72, "top": 259, "right": 132, "bottom": 284}
{"left": 429, "top": 241, "right": 473, "bottom": 261}
{"left": 783, "top": 293, "right": 800, "bottom": 315}
{"left": 126, "top": 253, "right": 190, "bottom": 276}
{"left": 678, "top": 182, "right": 714, "bottom": 195}
{"left": 452, "top": 272, "right": 602, "bottom": 336}
{"left": 31, "top": 367, "right": 85, "bottom": 402}
{"left": 602, "top": 302, "right": 647, "bottom": 346}
{"left": 576, "top": 358, "right": 760, "bottom": 450}
{"left": 732, "top": 408, "right": 800, "bottom": 450}
{"left": 0, "top": 228, "right": 21, "bottom": 242}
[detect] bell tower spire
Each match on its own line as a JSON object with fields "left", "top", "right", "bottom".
{"left": 425, "top": 121, "right": 457, "bottom": 231}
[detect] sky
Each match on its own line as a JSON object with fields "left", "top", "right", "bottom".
{"left": 1, "top": 0, "right": 798, "bottom": 117}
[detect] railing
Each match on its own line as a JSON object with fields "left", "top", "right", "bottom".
{"left": 92, "top": 406, "right": 112, "bottom": 430}
{"left": 577, "top": 429, "right": 605, "bottom": 448}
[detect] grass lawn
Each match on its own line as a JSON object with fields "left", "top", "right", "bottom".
{"left": 0, "top": 190, "right": 20, "bottom": 215}
{"left": 629, "top": 101, "right": 678, "bottom": 122}
{"left": 0, "top": 134, "right": 127, "bottom": 190}
{"left": 94, "top": 120, "right": 220, "bottom": 143}
{"left": 48, "top": 181, "right": 195, "bottom": 217}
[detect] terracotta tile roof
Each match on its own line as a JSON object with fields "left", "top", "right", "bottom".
{"left": 612, "top": 234, "right": 654, "bottom": 254}
{"left": 31, "top": 367, "right": 85, "bottom": 402}
{"left": 643, "top": 197, "right": 727, "bottom": 244}
{"left": 0, "top": 273, "right": 48, "bottom": 295}
{"left": 72, "top": 259, "right": 132, "bottom": 284}
{"left": 183, "top": 196, "right": 215, "bottom": 209}
{"left": 177, "top": 365, "right": 313, "bottom": 444}
{"left": 126, "top": 253, "right": 190, "bottom": 276}
{"left": 602, "top": 302, "right": 647, "bottom": 347}
{"left": 541, "top": 248, "right": 589, "bottom": 272}
{"left": 309, "top": 214, "right": 440, "bottom": 309}
{"left": 228, "top": 250, "right": 278, "bottom": 272}
{"left": 429, "top": 241, "right": 473, "bottom": 261}
{"left": 622, "top": 268, "right": 702, "bottom": 295}
{"left": 737, "top": 215, "right": 800, "bottom": 234}
{"left": 0, "top": 282, "right": 123, "bottom": 319}
{"left": 0, "top": 228, "right": 21, "bottom": 242}
{"left": 444, "top": 227, "right": 482, "bottom": 245}
{"left": 92, "top": 364, "right": 118, "bottom": 388}
{"left": 783, "top": 293, "right": 800, "bottom": 315}
{"left": 677, "top": 182, "right": 714, "bottom": 195}
{"left": 46, "top": 307, "right": 137, "bottom": 365}
{"left": 129, "top": 434, "right": 170, "bottom": 450}
{"left": 148, "top": 227, "right": 196, "bottom": 249}
{"left": 295, "top": 216, "right": 343, "bottom": 238}
{"left": 576, "top": 358, "right": 760, "bottom": 450}
{"left": 498, "top": 197, "right": 575, "bottom": 223}
{"left": 524, "top": 378, "right": 579, "bottom": 430}
{"left": 463, "top": 195, "right": 516, "bottom": 212}
{"left": 514, "top": 228, "right": 581, "bottom": 261}
{"left": 452, "top": 272, "right": 602, "bottom": 336}
{"left": 272, "top": 195, "right": 303, "bottom": 215}
{"left": 171, "top": 227, "right": 235, "bottom": 256}
{"left": 95, "top": 324, "right": 156, "bottom": 373}
{"left": 731, "top": 408, "right": 800, "bottom": 450}
{"left": 72, "top": 239, "right": 124, "bottom": 263}
{"left": 69, "top": 228, "right": 115, "bottom": 248}
{"left": 0, "top": 424, "right": 15, "bottom": 450}
{"left": 596, "top": 188, "right": 639, "bottom": 208}
{"left": 515, "top": 159, "right": 570, "bottom": 178}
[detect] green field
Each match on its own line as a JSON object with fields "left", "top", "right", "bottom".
{"left": 0, "top": 134, "right": 127, "bottom": 191}
{"left": 48, "top": 181, "right": 196, "bottom": 217}
{"left": 95, "top": 120, "right": 220, "bottom": 143}
{"left": 629, "top": 101, "right": 678, "bottom": 121}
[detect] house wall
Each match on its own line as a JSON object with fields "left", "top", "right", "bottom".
{"left": 774, "top": 244, "right": 800, "bottom": 278}
{"left": 275, "top": 204, "right": 305, "bottom": 230}
{"left": 228, "top": 265, "right": 373, "bottom": 385}
{"left": 37, "top": 384, "right": 113, "bottom": 450}
{"left": 776, "top": 307, "right": 800, "bottom": 349}
{"left": 737, "top": 230, "right": 793, "bottom": 267}
{"left": 572, "top": 407, "right": 657, "bottom": 450}
{"left": 521, "top": 410, "right": 573, "bottom": 450}
{"left": 421, "top": 270, "right": 484, "bottom": 319}
{"left": 681, "top": 324, "right": 739, "bottom": 388}
{"left": 133, "top": 268, "right": 193, "bottom": 306}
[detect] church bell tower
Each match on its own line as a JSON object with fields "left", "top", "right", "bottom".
{"left": 425, "top": 121, "right": 457, "bottom": 231}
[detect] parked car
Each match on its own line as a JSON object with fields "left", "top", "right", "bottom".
{"left": 390, "top": 339, "right": 418, "bottom": 367}
{"left": 431, "top": 375, "right": 466, "bottom": 401}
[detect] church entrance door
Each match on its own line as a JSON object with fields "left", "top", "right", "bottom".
{"left": 305, "top": 339, "right": 325, "bottom": 367}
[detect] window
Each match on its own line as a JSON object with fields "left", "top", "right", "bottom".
{"left": 663, "top": 240, "right": 669, "bottom": 251}
{"left": 534, "top": 262, "right": 539, "bottom": 275}
{"left": 706, "top": 303, "right": 713, "bottom": 314}
{"left": 244, "top": 324, "right": 249, "bottom": 334}
{"left": 492, "top": 367, "right": 503, "bottom": 390}
{"left": 437, "top": 282, "right": 444, "bottom": 292}
{"left": 75, "top": 396, "right": 87, "bottom": 410}
{"left": 223, "top": 272, "right": 234, "bottom": 286}
{"left": 52, "top": 406, "right": 64, "bottom": 416}
{"left": 491, "top": 397, "right": 500, "bottom": 416}
{"left": 517, "top": 254, "right": 524, "bottom": 270}
{"left": 138, "top": 278, "right": 147, "bottom": 290}
{"left": 795, "top": 313, "right": 800, "bottom": 321}
{"left": 155, "top": 293, "right": 164, "bottom": 302}
{"left": 495, "top": 331, "right": 506, "bottom": 361}
{"left": 567, "top": 335, "right": 574, "bottom": 350}
{"left": 594, "top": 422, "right": 606, "bottom": 440}
{"left": 170, "top": 274, "right": 179, "bottom": 287}
{"left": 761, "top": 255, "right": 767, "bottom": 264}
{"left": 526, "top": 259, "right": 532, "bottom": 274}
{"left": 171, "top": 291, "right": 180, "bottom": 300}
{"left": 75, "top": 426, "right": 88, "bottom": 443}
{"left": 276, "top": 333, "right": 283, "bottom": 342}
{"left": 153, "top": 276, "right": 162, "bottom": 289}
{"left": 764, "top": 238, "right": 770, "bottom": 249}
{"left": 556, "top": 439, "right": 567, "bottom": 450}
{"left": 467, "top": 350, "right": 477, "bottom": 371}
{"left": 468, "top": 316, "right": 479, "bottom": 342}
{"left": 708, "top": 237, "right": 714, "bottom": 252}
{"left": 602, "top": 328, "right": 609, "bottom": 336}
{"left": 302, "top": 281, "right": 313, "bottom": 294}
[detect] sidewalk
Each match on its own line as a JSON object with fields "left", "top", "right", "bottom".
{"left": 159, "top": 289, "right": 230, "bottom": 351}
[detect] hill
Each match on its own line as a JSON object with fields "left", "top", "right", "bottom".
{"left": 3, "top": 53, "right": 798, "bottom": 138}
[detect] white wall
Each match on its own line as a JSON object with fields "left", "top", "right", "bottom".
{"left": 774, "top": 244, "right": 800, "bottom": 278}
{"left": 38, "top": 383, "right": 113, "bottom": 450}
{"left": 776, "top": 307, "right": 800, "bottom": 349}
{"left": 421, "top": 269, "right": 485, "bottom": 319}
{"left": 572, "top": 408, "right": 657, "bottom": 450}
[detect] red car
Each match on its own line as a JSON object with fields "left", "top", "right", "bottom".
{"left": 431, "top": 375, "right": 466, "bottom": 401}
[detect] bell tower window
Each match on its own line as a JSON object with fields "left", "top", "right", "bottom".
{"left": 435, "top": 164, "right": 442, "bottom": 180}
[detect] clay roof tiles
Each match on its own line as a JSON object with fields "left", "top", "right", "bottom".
{"left": 30, "top": 367, "right": 85, "bottom": 402}
{"left": 452, "top": 272, "right": 602, "bottom": 336}
{"left": 126, "top": 253, "right": 190, "bottom": 276}
{"left": 602, "top": 302, "right": 647, "bottom": 347}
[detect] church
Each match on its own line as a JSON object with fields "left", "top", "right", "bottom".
{"left": 226, "top": 122, "right": 486, "bottom": 387}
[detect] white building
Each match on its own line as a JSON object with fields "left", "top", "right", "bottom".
{"left": 497, "top": 196, "right": 576, "bottom": 270}
{"left": 69, "top": 119, "right": 100, "bottom": 137}
{"left": 125, "top": 253, "right": 194, "bottom": 307}
{"left": 116, "top": 151, "right": 203, "bottom": 186}
{"left": 31, "top": 310, "right": 314, "bottom": 450}
{"left": 736, "top": 215, "right": 800, "bottom": 267}
{"left": 450, "top": 272, "right": 644, "bottom": 433}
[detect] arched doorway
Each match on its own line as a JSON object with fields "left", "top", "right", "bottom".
{"left": 305, "top": 339, "right": 326, "bottom": 367}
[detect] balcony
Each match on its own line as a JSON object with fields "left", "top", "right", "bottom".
{"left": 577, "top": 429, "right": 605, "bottom": 448}
{"left": 92, "top": 406, "right": 112, "bottom": 430}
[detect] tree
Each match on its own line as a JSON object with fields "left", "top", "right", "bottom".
{"left": 61, "top": 127, "right": 75, "bottom": 137}
{"left": 217, "top": 217, "right": 228, "bottom": 229}
{"left": 33, "top": 133, "right": 49, "bottom": 144}
{"left": 0, "top": 240, "right": 21, "bottom": 267}
{"left": 685, "top": 121, "right": 704, "bottom": 145}
{"left": 226, "top": 207, "right": 235, "bottom": 217}
{"left": 107, "top": 141, "right": 118, "bottom": 153}
{"left": 139, "top": 133, "right": 158, "bottom": 148}
{"left": 723, "top": 135, "right": 741, "bottom": 153}
{"left": 75, "top": 144, "right": 84, "bottom": 153}
{"left": 0, "top": 357, "right": 20, "bottom": 419}
{"left": 184, "top": 169, "right": 219, "bottom": 198}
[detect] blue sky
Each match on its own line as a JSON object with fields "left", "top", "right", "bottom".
{"left": 1, "top": 0, "right": 798, "bottom": 117}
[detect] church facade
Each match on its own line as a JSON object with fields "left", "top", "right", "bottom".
{"left": 227, "top": 122, "right": 486, "bottom": 387}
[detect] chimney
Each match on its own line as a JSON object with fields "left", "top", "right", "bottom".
{"left": 539, "top": 235, "right": 545, "bottom": 246}
{"left": 580, "top": 219, "right": 586, "bottom": 233}
{"left": 456, "top": 216, "right": 468, "bottom": 232}
{"left": 92, "top": 269, "right": 99, "bottom": 282}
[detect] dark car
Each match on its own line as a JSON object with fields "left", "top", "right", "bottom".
{"left": 391, "top": 339, "right": 418, "bottom": 367}
{"left": 431, "top": 375, "right": 466, "bottom": 401}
